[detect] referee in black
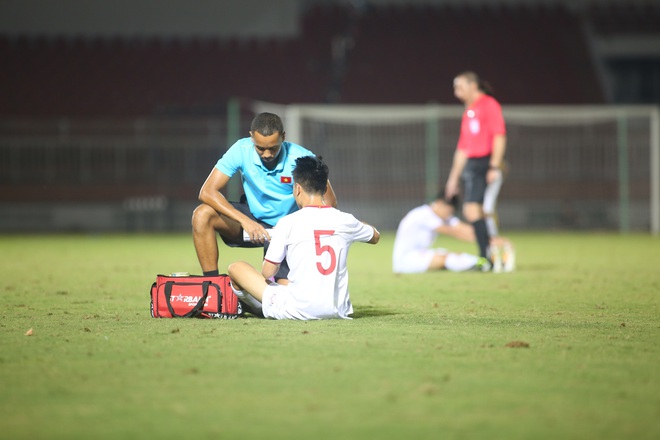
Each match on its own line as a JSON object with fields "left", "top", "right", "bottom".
{"left": 445, "top": 71, "right": 507, "bottom": 266}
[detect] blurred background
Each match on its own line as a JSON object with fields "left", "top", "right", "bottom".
{"left": 1, "top": 0, "right": 658, "bottom": 233}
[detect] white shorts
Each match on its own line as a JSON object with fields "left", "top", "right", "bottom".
{"left": 483, "top": 172, "right": 503, "bottom": 214}
{"left": 393, "top": 248, "right": 448, "bottom": 274}
{"left": 261, "top": 284, "right": 300, "bottom": 320}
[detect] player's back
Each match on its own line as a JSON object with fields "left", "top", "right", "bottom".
{"left": 393, "top": 204, "right": 441, "bottom": 255}
{"left": 274, "top": 206, "right": 371, "bottom": 319}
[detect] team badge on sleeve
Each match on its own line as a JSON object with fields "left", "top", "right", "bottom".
{"left": 281, "top": 176, "right": 292, "bottom": 184}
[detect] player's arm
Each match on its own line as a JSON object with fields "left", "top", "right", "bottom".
{"left": 324, "top": 180, "right": 338, "bottom": 207}
{"left": 436, "top": 221, "right": 475, "bottom": 242}
{"left": 446, "top": 149, "right": 468, "bottom": 198}
{"left": 261, "top": 259, "right": 280, "bottom": 279}
{"left": 198, "top": 168, "right": 270, "bottom": 242}
{"left": 487, "top": 134, "right": 506, "bottom": 184}
{"left": 360, "top": 222, "right": 380, "bottom": 244}
{"left": 368, "top": 228, "right": 380, "bottom": 244}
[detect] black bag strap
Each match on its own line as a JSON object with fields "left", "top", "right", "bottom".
{"left": 164, "top": 280, "right": 210, "bottom": 318}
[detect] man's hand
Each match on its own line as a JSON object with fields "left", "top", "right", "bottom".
{"left": 445, "top": 177, "right": 460, "bottom": 199}
{"left": 487, "top": 168, "right": 502, "bottom": 184}
{"left": 446, "top": 149, "right": 467, "bottom": 199}
{"left": 242, "top": 219, "right": 271, "bottom": 244}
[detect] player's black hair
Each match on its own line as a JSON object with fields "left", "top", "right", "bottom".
{"left": 436, "top": 188, "right": 459, "bottom": 210}
{"left": 250, "top": 112, "right": 284, "bottom": 136}
{"left": 457, "top": 71, "right": 494, "bottom": 96}
{"left": 292, "top": 156, "right": 328, "bottom": 195}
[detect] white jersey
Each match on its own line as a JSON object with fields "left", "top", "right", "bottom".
{"left": 265, "top": 205, "right": 375, "bottom": 320}
{"left": 392, "top": 205, "right": 459, "bottom": 272}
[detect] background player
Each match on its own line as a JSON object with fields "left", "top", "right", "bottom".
{"left": 393, "top": 190, "right": 515, "bottom": 274}
{"left": 227, "top": 156, "right": 379, "bottom": 320}
{"left": 192, "top": 112, "right": 337, "bottom": 281}
{"left": 445, "top": 71, "right": 507, "bottom": 265}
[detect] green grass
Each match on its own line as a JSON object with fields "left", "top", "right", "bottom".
{"left": 1, "top": 232, "right": 659, "bottom": 439}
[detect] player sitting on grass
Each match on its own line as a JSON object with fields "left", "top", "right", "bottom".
{"left": 392, "top": 190, "right": 514, "bottom": 274}
{"left": 227, "top": 156, "right": 380, "bottom": 320}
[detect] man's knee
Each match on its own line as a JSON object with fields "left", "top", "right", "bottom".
{"left": 227, "top": 261, "right": 241, "bottom": 279}
{"left": 192, "top": 204, "right": 217, "bottom": 229}
{"left": 463, "top": 203, "right": 483, "bottom": 222}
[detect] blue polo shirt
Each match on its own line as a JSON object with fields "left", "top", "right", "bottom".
{"left": 215, "top": 137, "right": 314, "bottom": 226}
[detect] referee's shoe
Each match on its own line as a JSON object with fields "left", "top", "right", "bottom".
{"left": 471, "top": 257, "right": 493, "bottom": 272}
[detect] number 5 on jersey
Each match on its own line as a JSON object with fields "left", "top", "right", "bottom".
{"left": 314, "top": 230, "right": 336, "bottom": 275}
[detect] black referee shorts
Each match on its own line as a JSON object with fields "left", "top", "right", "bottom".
{"left": 462, "top": 156, "right": 490, "bottom": 204}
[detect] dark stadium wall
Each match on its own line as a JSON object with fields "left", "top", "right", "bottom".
{"left": 0, "top": 0, "right": 300, "bottom": 39}
{"left": 1, "top": 0, "right": 651, "bottom": 39}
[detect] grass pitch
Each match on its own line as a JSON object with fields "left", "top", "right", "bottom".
{"left": 0, "top": 232, "right": 659, "bottom": 439}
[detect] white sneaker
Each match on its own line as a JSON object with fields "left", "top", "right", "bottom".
{"left": 490, "top": 245, "right": 503, "bottom": 273}
{"left": 470, "top": 257, "right": 492, "bottom": 272}
{"left": 503, "top": 244, "right": 516, "bottom": 272}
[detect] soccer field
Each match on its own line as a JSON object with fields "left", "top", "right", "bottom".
{"left": 0, "top": 232, "right": 658, "bottom": 439}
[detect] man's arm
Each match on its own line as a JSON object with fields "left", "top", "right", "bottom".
{"left": 446, "top": 149, "right": 468, "bottom": 198}
{"left": 360, "top": 222, "right": 380, "bottom": 244}
{"left": 324, "top": 180, "right": 338, "bottom": 207}
{"left": 487, "top": 134, "right": 506, "bottom": 184}
{"left": 489, "top": 134, "right": 506, "bottom": 169}
{"left": 198, "top": 168, "right": 270, "bottom": 242}
{"left": 368, "top": 227, "right": 380, "bottom": 244}
{"left": 261, "top": 260, "right": 280, "bottom": 280}
{"left": 436, "top": 221, "right": 475, "bottom": 242}
{"left": 198, "top": 168, "right": 242, "bottom": 221}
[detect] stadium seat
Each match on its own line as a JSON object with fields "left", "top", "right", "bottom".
{"left": 3, "top": 2, "right": 649, "bottom": 118}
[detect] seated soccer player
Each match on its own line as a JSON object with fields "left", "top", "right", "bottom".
{"left": 392, "top": 190, "right": 514, "bottom": 274}
{"left": 227, "top": 156, "right": 380, "bottom": 320}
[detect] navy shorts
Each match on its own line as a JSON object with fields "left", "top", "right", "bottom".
{"left": 220, "top": 200, "right": 290, "bottom": 280}
{"left": 462, "top": 156, "right": 490, "bottom": 204}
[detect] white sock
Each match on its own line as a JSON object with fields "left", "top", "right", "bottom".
{"left": 231, "top": 283, "right": 262, "bottom": 312}
{"left": 445, "top": 253, "right": 479, "bottom": 272}
{"left": 485, "top": 216, "right": 499, "bottom": 237}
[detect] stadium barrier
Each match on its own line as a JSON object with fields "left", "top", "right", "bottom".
{"left": 255, "top": 102, "right": 660, "bottom": 234}
{"left": 1, "top": 104, "right": 658, "bottom": 234}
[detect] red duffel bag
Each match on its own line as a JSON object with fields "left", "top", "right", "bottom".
{"left": 150, "top": 273, "right": 241, "bottom": 319}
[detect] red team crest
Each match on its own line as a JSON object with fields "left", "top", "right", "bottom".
{"left": 281, "top": 176, "right": 292, "bottom": 184}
